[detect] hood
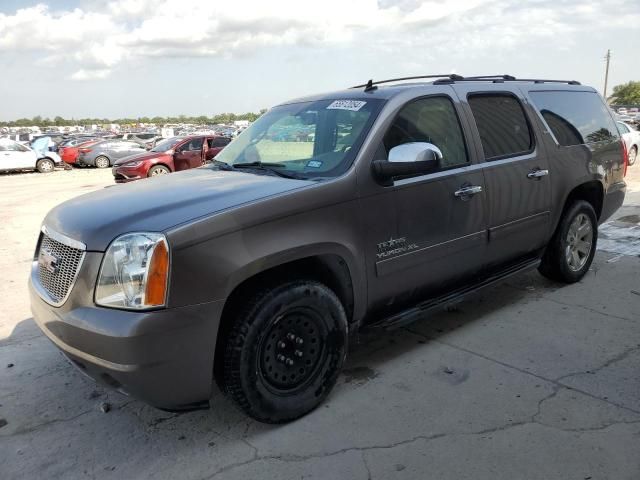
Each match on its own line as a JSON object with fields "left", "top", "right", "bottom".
{"left": 31, "top": 137, "right": 51, "bottom": 156}
{"left": 43, "top": 167, "right": 314, "bottom": 251}
{"left": 113, "top": 150, "right": 168, "bottom": 166}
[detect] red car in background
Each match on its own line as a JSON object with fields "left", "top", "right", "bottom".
{"left": 112, "top": 135, "right": 231, "bottom": 183}
{"left": 59, "top": 139, "right": 102, "bottom": 165}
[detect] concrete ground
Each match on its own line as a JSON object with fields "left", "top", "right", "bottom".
{"left": 1, "top": 165, "right": 639, "bottom": 480}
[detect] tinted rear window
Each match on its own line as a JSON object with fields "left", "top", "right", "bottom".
{"left": 529, "top": 91, "right": 618, "bottom": 146}
{"left": 468, "top": 94, "right": 533, "bottom": 160}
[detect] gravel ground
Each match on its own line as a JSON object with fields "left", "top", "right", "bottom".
{"left": 1, "top": 165, "right": 639, "bottom": 480}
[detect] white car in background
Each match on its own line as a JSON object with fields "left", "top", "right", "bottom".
{"left": 617, "top": 121, "right": 639, "bottom": 166}
{"left": 0, "top": 137, "right": 61, "bottom": 173}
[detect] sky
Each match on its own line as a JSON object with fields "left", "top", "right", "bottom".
{"left": 0, "top": 0, "right": 639, "bottom": 121}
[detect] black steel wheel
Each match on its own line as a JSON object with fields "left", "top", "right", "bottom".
{"left": 223, "top": 280, "right": 348, "bottom": 423}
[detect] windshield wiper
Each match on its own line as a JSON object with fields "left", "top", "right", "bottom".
{"left": 233, "top": 161, "right": 287, "bottom": 168}
{"left": 210, "top": 159, "right": 235, "bottom": 171}
{"left": 233, "top": 161, "right": 304, "bottom": 179}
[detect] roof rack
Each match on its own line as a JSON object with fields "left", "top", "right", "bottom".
{"left": 433, "top": 75, "right": 581, "bottom": 85}
{"left": 351, "top": 74, "right": 464, "bottom": 92}
{"left": 351, "top": 74, "right": 581, "bottom": 91}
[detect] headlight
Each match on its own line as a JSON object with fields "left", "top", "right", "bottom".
{"left": 123, "top": 161, "right": 143, "bottom": 167}
{"left": 95, "top": 233, "right": 169, "bottom": 310}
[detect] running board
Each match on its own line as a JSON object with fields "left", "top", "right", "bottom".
{"left": 368, "top": 257, "right": 541, "bottom": 331}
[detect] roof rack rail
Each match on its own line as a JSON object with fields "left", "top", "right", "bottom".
{"left": 351, "top": 74, "right": 464, "bottom": 91}
{"left": 433, "top": 76, "right": 581, "bottom": 85}
{"left": 351, "top": 75, "right": 582, "bottom": 91}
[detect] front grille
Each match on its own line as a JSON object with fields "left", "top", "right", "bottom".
{"left": 36, "top": 232, "right": 85, "bottom": 305}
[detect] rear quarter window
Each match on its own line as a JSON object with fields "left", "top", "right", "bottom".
{"left": 529, "top": 91, "right": 619, "bottom": 146}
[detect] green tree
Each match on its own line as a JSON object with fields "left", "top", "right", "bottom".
{"left": 609, "top": 81, "right": 640, "bottom": 105}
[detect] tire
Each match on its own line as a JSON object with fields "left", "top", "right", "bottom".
{"left": 629, "top": 146, "right": 637, "bottom": 166}
{"left": 223, "top": 280, "right": 348, "bottom": 423}
{"left": 94, "top": 156, "right": 110, "bottom": 168}
{"left": 148, "top": 165, "right": 170, "bottom": 177}
{"left": 36, "top": 158, "right": 54, "bottom": 173}
{"left": 539, "top": 200, "right": 598, "bottom": 283}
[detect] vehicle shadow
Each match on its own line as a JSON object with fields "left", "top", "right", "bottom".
{"left": 0, "top": 270, "right": 559, "bottom": 467}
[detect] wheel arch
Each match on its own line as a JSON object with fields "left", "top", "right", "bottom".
{"left": 562, "top": 180, "right": 604, "bottom": 220}
{"left": 212, "top": 250, "right": 359, "bottom": 386}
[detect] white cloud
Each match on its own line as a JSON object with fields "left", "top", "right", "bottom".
{"left": 0, "top": 0, "right": 638, "bottom": 81}
{"left": 70, "top": 68, "right": 111, "bottom": 80}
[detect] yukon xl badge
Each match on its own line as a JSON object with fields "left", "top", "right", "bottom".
{"left": 39, "top": 249, "right": 60, "bottom": 274}
{"left": 376, "top": 237, "right": 418, "bottom": 259}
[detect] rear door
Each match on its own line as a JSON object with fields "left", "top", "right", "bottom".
{"left": 455, "top": 86, "right": 551, "bottom": 268}
{"left": 207, "top": 136, "right": 231, "bottom": 158}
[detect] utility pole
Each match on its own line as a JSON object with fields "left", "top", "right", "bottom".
{"left": 603, "top": 49, "right": 611, "bottom": 100}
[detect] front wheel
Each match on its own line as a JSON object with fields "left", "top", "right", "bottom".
{"left": 148, "top": 165, "right": 170, "bottom": 177}
{"left": 223, "top": 281, "right": 348, "bottom": 423}
{"left": 539, "top": 200, "right": 598, "bottom": 283}
{"left": 94, "top": 156, "right": 110, "bottom": 168}
{"left": 36, "top": 158, "right": 54, "bottom": 173}
{"left": 628, "top": 146, "right": 637, "bottom": 166}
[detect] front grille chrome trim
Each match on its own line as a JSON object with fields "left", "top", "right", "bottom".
{"left": 33, "top": 226, "right": 86, "bottom": 307}
{"left": 41, "top": 225, "right": 86, "bottom": 251}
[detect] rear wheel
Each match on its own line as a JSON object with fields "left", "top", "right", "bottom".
{"left": 95, "top": 156, "right": 110, "bottom": 168}
{"left": 629, "top": 146, "right": 637, "bottom": 166}
{"left": 223, "top": 280, "right": 348, "bottom": 423}
{"left": 539, "top": 200, "right": 597, "bottom": 283}
{"left": 36, "top": 158, "right": 54, "bottom": 173}
{"left": 148, "top": 165, "right": 170, "bottom": 177}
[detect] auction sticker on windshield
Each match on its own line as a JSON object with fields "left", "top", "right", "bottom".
{"left": 327, "top": 100, "right": 367, "bottom": 111}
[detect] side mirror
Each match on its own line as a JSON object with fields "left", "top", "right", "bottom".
{"left": 372, "top": 142, "right": 442, "bottom": 185}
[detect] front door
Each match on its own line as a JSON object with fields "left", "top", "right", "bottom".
{"left": 174, "top": 137, "right": 204, "bottom": 171}
{"left": 358, "top": 92, "right": 488, "bottom": 313}
{"left": 455, "top": 87, "right": 552, "bottom": 267}
{"left": 0, "top": 140, "right": 36, "bottom": 170}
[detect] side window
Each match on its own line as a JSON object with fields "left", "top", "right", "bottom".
{"left": 190, "top": 138, "right": 204, "bottom": 150}
{"left": 468, "top": 94, "right": 533, "bottom": 160}
{"left": 617, "top": 122, "right": 629, "bottom": 134}
{"left": 181, "top": 138, "right": 204, "bottom": 151}
{"left": 0, "top": 141, "right": 22, "bottom": 152}
{"left": 383, "top": 96, "right": 469, "bottom": 169}
{"left": 529, "top": 91, "right": 618, "bottom": 146}
{"left": 212, "top": 137, "right": 231, "bottom": 148}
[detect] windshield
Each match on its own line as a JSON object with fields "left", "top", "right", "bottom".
{"left": 216, "top": 98, "right": 384, "bottom": 178}
{"left": 151, "top": 137, "right": 182, "bottom": 152}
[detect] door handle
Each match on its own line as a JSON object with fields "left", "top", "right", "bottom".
{"left": 527, "top": 169, "right": 549, "bottom": 179}
{"left": 454, "top": 185, "right": 483, "bottom": 198}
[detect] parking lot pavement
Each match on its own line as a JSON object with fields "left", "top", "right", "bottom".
{"left": 1, "top": 167, "right": 639, "bottom": 480}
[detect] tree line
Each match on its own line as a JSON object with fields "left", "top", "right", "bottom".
{"left": 0, "top": 110, "right": 268, "bottom": 128}
{"left": 609, "top": 81, "right": 640, "bottom": 106}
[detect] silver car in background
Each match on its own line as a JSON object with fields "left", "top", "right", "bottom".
{"left": 76, "top": 140, "right": 146, "bottom": 168}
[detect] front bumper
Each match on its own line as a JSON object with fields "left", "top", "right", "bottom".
{"left": 29, "top": 254, "right": 225, "bottom": 409}
{"left": 112, "top": 165, "right": 145, "bottom": 183}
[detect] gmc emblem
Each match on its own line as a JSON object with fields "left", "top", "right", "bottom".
{"left": 39, "top": 249, "right": 59, "bottom": 274}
